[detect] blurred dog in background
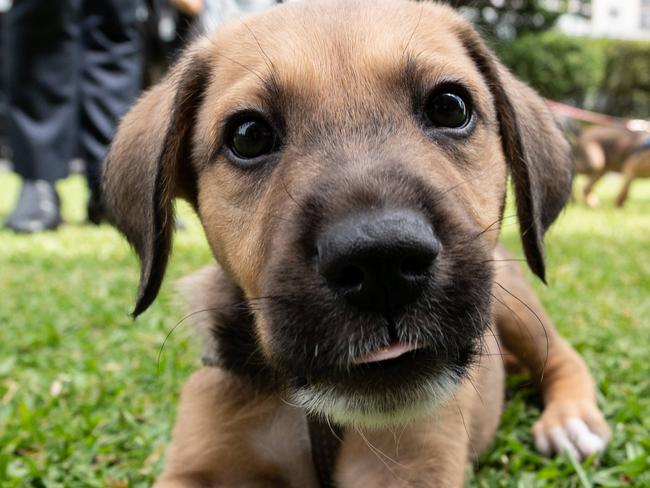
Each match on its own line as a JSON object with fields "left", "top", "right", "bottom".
{"left": 576, "top": 125, "right": 650, "bottom": 208}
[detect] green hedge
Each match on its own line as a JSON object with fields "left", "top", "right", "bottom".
{"left": 495, "top": 32, "right": 650, "bottom": 119}
{"left": 598, "top": 40, "right": 650, "bottom": 118}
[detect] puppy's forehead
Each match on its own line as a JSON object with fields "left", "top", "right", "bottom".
{"left": 206, "top": 1, "right": 487, "bottom": 114}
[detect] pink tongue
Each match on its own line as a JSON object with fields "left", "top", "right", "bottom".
{"left": 355, "top": 341, "right": 420, "bottom": 364}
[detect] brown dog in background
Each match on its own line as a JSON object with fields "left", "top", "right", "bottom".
{"left": 103, "top": 1, "right": 610, "bottom": 486}
{"left": 576, "top": 125, "right": 650, "bottom": 207}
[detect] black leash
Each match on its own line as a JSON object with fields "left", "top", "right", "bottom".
{"left": 202, "top": 350, "right": 343, "bottom": 485}
{"left": 307, "top": 415, "right": 344, "bottom": 488}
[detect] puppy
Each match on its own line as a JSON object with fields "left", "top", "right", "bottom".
{"left": 103, "top": 1, "right": 610, "bottom": 486}
{"left": 576, "top": 125, "right": 650, "bottom": 207}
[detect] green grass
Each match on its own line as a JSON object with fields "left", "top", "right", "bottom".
{"left": 0, "top": 171, "right": 648, "bottom": 487}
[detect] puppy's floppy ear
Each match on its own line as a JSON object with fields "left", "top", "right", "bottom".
{"left": 456, "top": 24, "right": 574, "bottom": 282}
{"left": 103, "top": 42, "right": 212, "bottom": 316}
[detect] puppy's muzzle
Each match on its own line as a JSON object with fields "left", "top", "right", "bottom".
{"left": 317, "top": 209, "right": 441, "bottom": 314}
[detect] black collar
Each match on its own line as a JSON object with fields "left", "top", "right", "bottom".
{"left": 202, "top": 359, "right": 343, "bottom": 487}
{"left": 307, "top": 415, "right": 344, "bottom": 488}
{"left": 197, "top": 274, "right": 343, "bottom": 487}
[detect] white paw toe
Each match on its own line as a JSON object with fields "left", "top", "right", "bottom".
{"left": 535, "top": 417, "right": 607, "bottom": 460}
{"left": 566, "top": 417, "right": 606, "bottom": 457}
{"left": 550, "top": 426, "right": 580, "bottom": 459}
{"left": 534, "top": 430, "right": 552, "bottom": 457}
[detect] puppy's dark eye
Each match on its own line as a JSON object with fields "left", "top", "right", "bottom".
{"left": 228, "top": 117, "right": 276, "bottom": 160}
{"left": 425, "top": 92, "right": 470, "bottom": 129}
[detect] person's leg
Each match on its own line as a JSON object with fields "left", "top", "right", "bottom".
{"left": 3, "top": 0, "right": 81, "bottom": 231}
{"left": 80, "top": 0, "right": 142, "bottom": 223}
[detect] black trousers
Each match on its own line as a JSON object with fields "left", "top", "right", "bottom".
{"left": 2, "top": 0, "right": 141, "bottom": 192}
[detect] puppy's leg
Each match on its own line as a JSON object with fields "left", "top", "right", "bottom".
{"left": 155, "top": 368, "right": 316, "bottom": 488}
{"left": 493, "top": 246, "right": 610, "bottom": 459}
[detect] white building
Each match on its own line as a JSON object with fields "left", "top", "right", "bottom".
{"left": 555, "top": 0, "right": 650, "bottom": 40}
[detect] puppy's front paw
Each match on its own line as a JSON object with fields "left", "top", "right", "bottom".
{"left": 533, "top": 401, "right": 610, "bottom": 460}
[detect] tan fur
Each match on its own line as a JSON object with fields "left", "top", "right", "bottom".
{"left": 102, "top": 1, "right": 608, "bottom": 486}
{"left": 492, "top": 247, "right": 609, "bottom": 446}
{"left": 157, "top": 252, "right": 609, "bottom": 487}
{"left": 162, "top": 265, "right": 505, "bottom": 488}
{"left": 575, "top": 125, "right": 650, "bottom": 207}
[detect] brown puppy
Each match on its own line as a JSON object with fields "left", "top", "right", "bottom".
{"left": 576, "top": 125, "right": 650, "bottom": 207}
{"left": 103, "top": 1, "right": 610, "bottom": 486}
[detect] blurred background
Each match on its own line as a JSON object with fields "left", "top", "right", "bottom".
{"left": 0, "top": 1, "right": 648, "bottom": 486}
{"left": 457, "top": 0, "right": 650, "bottom": 119}
{"left": 1, "top": 0, "right": 650, "bottom": 225}
{"left": 3, "top": 0, "right": 650, "bottom": 216}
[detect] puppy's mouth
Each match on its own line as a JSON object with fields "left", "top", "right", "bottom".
{"left": 353, "top": 340, "right": 423, "bottom": 364}
{"left": 310, "top": 340, "right": 445, "bottom": 391}
{"left": 290, "top": 343, "right": 464, "bottom": 427}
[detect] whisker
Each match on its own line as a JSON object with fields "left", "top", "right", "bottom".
{"left": 494, "top": 282, "right": 550, "bottom": 383}
{"left": 489, "top": 291, "right": 540, "bottom": 383}
{"left": 325, "top": 416, "right": 344, "bottom": 444}
{"left": 484, "top": 320, "right": 506, "bottom": 364}
{"left": 280, "top": 396, "right": 303, "bottom": 409}
{"left": 242, "top": 21, "right": 277, "bottom": 79}
{"left": 402, "top": 1, "right": 424, "bottom": 58}
{"left": 432, "top": 161, "right": 500, "bottom": 206}
{"left": 354, "top": 426, "right": 407, "bottom": 474}
{"left": 280, "top": 174, "right": 309, "bottom": 214}
{"left": 454, "top": 396, "right": 478, "bottom": 461}
{"left": 479, "top": 258, "right": 527, "bottom": 265}
{"left": 157, "top": 307, "right": 217, "bottom": 370}
{"left": 462, "top": 214, "right": 517, "bottom": 244}
{"left": 213, "top": 51, "right": 268, "bottom": 85}
{"left": 156, "top": 294, "right": 290, "bottom": 368}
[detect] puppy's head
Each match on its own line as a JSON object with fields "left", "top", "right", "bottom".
{"left": 104, "top": 0, "right": 572, "bottom": 426}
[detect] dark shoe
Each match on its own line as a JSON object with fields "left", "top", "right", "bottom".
{"left": 4, "top": 180, "right": 62, "bottom": 233}
{"left": 87, "top": 191, "right": 107, "bottom": 225}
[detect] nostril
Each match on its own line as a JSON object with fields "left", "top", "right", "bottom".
{"left": 317, "top": 209, "right": 440, "bottom": 310}
{"left": 331, "top": 264, "right": 365, "bottom": 290}
{"left": 400, "top": 254, "right": 433, "bottom": 278}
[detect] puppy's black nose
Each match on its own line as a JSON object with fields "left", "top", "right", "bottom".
{"left": 317, "top": 210, "right": 440, "bottom": 313}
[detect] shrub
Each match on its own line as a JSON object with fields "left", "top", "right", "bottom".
{"left": 495, "top": 31, "right": 605, "bottom": 107}
{"left": 495, "top": 32, "right": 650, "bottom": 119}
{"left": 597, "top": 40, "right": 650, "bottom": 119}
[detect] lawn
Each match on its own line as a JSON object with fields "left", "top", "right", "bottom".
{"left": 0, "top": 170, "right": 648, "bottom": 487}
